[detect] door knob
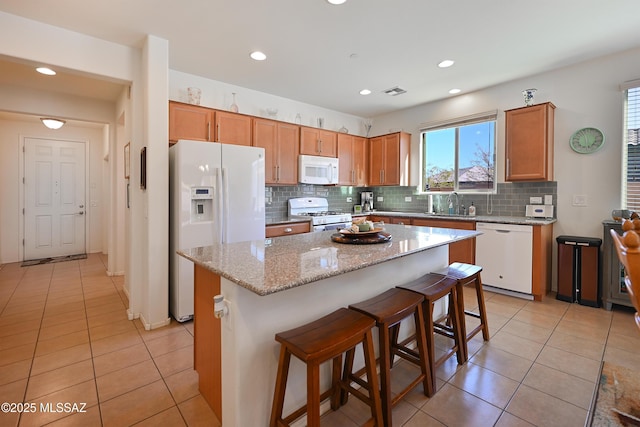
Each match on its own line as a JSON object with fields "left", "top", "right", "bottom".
{"left": 79, "top": 205, "right": 84, "bottom": 208}
{"left": 78, "top": 211, "right": 84, "bottom": 215}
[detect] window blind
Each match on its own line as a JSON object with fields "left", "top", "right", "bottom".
{"left": 419, "top": 110, "right": 498, "bottom": 132}
{"left": 624, "top": 85, "right": 640, "bottom": 210}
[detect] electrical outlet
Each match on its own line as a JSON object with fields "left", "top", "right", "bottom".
{"left": 544, "top": 195, "right": 553, "bottom": 205}
{"left": 572, "top": 195, "right": 588, "bottom": 207}
{"left": 377, "top": 196, "right": 383, "bottom": 202}
{"left": 346, "top": 197, "right": 352, "bottom": 203}
{"left": 530, "top": 196, "right": 542, "bottom": 204}
{"left": 405, "top": 196, "right": 412, "bottom": 202}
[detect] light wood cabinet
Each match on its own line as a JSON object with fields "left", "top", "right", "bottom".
{"left": 413, "top": 218, "right": 476, "bottom": 264}
{"left": 337, "top": 134, "right": 368, "bottom": 186}
{"left": 265, "top": 221, "right": 310, "bottom": 237}
{"left": 215, "top": 111, "right": 252, "bottom": 146}
{"left": 505, "top": 102, "right": 555, "bottom": 181}
{"left": 169, "top": 101, "right": 214, "bottom": 143}
{"left": 368, "top": 132, "right": 410, "bottom": 186}
{"left": 300, "top": 127, "right": 338, "bottom": 157}
{"left": 253, "top": 118, "right": 300, "bottom": 185}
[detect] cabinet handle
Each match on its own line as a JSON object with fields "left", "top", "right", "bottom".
{"left": 217, "top": 123, "right": 220, "bottom": 140}
{"left": 276, "top": 165, "right": 280, "bottom": 182}
{"left": 284, "top": 227, "right": 292, "bottom": 233}
{"left": 379, "top": 170, "right": 383, "bottom": 184}
{"left": 207, "top": 122, "right": 211, "bottom": 141}
{"left": 320, "top": 139, "right": 323, "bottom": 153}
{"left": 273, "top": 165, "right": 277, "bottom": 181}
{"left": 352, "top": 170, "right": 355, "bottom": 183}
{"left": 506, "top": 158, "right": 510, "bottom": 177}
{"left": 382, "top": 170, "right": 385, "bottom": 183}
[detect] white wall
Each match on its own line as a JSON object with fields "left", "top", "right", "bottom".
{"left": 169, "top": 70, "right": 367, "bottom": 137}
{"left": 371, "top": 46, "right": 640, "bottom": 242}
{"left": 0, "top": 117, "right": 106, "bottom": 263}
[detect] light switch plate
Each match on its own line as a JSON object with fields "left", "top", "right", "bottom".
{"left": 346, "top": 197, "right": 352, "bottom": 203}
{"left": 377, "top": 196, "right": 383, "bottom": 202}
{"left": 530, "top": 196, "right": 542, "bottom": 204}
{"left": 572, "top": 195, "right": 588, "bottom": 207}
{"left": 544, "top": 195, "right": 553, "bottom": 205}
{"left": 405, "top": 196, "right": 412, "bottom": 202}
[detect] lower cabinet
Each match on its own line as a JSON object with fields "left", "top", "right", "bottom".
{"left": 413, "top": 219, "right": 476, "bottom": 265}
{"left": 266, "top": 222, "right": 311, "bottom": 238}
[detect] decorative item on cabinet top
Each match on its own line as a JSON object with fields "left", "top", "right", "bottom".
{"left": 187, "top": 87, "right": 201, "bottom": 105}
{"left": 522, "top": 88, "right": 537, "bottom": 106}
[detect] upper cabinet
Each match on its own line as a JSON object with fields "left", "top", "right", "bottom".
{"left": 337, "top": 134, "right": 368, "bottom": 186}
{"left": 505, "top": 102, "right": 555, "bottom": 182}
{"left": 368, "top": 131, "right": 411, "bottom": 186}
{"left": 214, "top": 111, "right": 252, "bottom": 146}
{"left": 300, "top": 127, "right": 338, "bottom": 157}
{"left": 169, "top": 101, "right": 214, "bottom": 143}
{"left": 253, "top": 118, "right": 300, "bottom": 185}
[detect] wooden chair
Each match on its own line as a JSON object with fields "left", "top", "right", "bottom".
{"left": 610, "top": 219, "right": 640, "bottom": 332}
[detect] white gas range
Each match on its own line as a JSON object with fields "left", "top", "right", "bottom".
{"left": 288, "top": 197, "right": 352, "bottom": 232}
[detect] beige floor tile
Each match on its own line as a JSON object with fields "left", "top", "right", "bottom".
{"left": 86, "top": 308, "right": 130, "bottom": 329}
{"left": 535, "top": 346, "right": 602, "bottom": 383}
{"left": 486, "top": 312, "right": 511, "bottom": 335}
{"left": 521, "top": 299, "right": 569, "bottom": 318}
{"left": 35, "top": 330, "right": 90, "bottom": 357}
{"left": 138, "top": 319, "right": 188, "bottom": 341}
{"left": 485, "top": 300, "right": 522, "bottom": 318}
{"left": 89, "top": 318, "right": 137, "bottom": 341}
{"left": 96, "top": 359, "right": 161, "bottom": 402}
{"left": 554, "top": 318, "right": 609, "bottom": 344}
{"left": 0, "top": 379, "right": 27, "bottom": 427}
{"left": 43, "top": 301, "right": 86, "bottom": 317}
{"left": 403, "top": 409, "right": 446, "bottom": 426}
{"left": 0, "top": 359, "right": 31, "bottom": 386}
{"left": 449, "top": 362, "right": 519, "bottom": 408}
{"left": 319, "top": 408, "right": 360, "bottom": 427}
{"left": 41, "top": 404, "right": 102, "bottom": 427}
{"left": 31, "top": 343, "right": 92, "bottom": 376}
{"left": 422, "top": 383, "right": 502, "bottom": 426}
{"left": 469, "top": 346, "right": 533, "bottom": 382}
{"left": 605, "top": 330, "right": 640, "bottom": 354}
{"left": 38, "top": 318, "right": 88, "bottom": 341}
{"left": 132, "top": 406, "right": 187, "bottom": 427}
{"left": 500, "top": 318, "right": 553, "bottom": 344}
{"left": 154, "top": 345, "right": 194, "bottom": 378}
{"left": 93, "top": 342, "right": 151, "bottom": 377}
{"left": 40, "top": 309, "right": 86, "bottom": 329}
{"left": 495, "top": 411, "right": 535, "bottom": 426}
{"left": 144, "top": 328, "right": 194, "bottom": 358}
{"left": 25, "top": 359, "right": 94, "bottom": 400}
{"left": 0, "top": 318, "right": 41, "bottom": 338}
{"left": 164, "top": 368, "right": 200, "bottom": 404}
{"left": 0, "top": 309, "right": 43, "bottom": 328}
{"left": 178, "top": 395, "right": 221, "bottom": 427}
{"left": 546, "top": 330, "right": 605, "bottom": 361}
{"left": 522, "top": 363, "right": 595, "bottom": 409}
{"left": 0, "top": 328, "right": 39, "bottom": 351}
{"left": 85, "top": 301, "right": 127, "bottom": 318}
{"left": 603, "top": 345, "right": 640, "bottom": 371}
{"left": 2, "top": 300, "right": 46, "bottom": 316}
{"left": 506, "top": 384, "right": 587, "bottom": 427}
{"left": 20, "top": 379, "right": 98, "bottom": 427}
{"left": 100, "top": 379, "right": 175, "bottom": 427}
{"left": 90, "top": 329, "right": 144, "bottom": 357}
{"left": 486, "top": 330, "right": 544, "bottom": 361}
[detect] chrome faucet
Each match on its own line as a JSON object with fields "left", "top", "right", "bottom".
{"left": 447, "top": 192, "right": 459, "bottom": 215}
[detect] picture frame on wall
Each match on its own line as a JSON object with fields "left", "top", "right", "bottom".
{"left": 124, "top": 142, "right": 130, "bottom": 179}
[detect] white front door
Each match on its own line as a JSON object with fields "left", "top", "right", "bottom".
{"left": 24, "top": 138, "right": 86, "bottom": 260}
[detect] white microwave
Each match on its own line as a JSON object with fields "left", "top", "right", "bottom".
{"left": 298, "top": 155, "right": 339, "bottom": 185}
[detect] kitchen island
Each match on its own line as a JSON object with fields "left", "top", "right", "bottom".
{"left": 178, "top": 224, "right": 480, "bottom": 426}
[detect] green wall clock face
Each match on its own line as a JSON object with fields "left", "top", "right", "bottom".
{"left": 569, "top": 127, "right": 604, "bottom": 154}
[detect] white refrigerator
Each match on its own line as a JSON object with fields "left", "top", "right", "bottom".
{"left": 169, "top": 140, "right": 265, "bottom": 322}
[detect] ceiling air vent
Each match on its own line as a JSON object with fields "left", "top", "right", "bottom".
{"left": 383, "top": 86, "right": 407, "bottom": 96}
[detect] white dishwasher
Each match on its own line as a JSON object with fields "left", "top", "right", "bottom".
{"left": 475, "top": 222, "right": 533, "bottom": 296}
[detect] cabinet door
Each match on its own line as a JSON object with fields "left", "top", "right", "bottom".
{"left": 252, "top": 119, "right": 278, "bottom": 184}
{"left": 412, "top": 219, "right": 475, "bottom": 264}
{"left": 169, "top": 102, "right": 213, "bottom": 143}
{"left": 318, "top": 130, "right": 337, "bottom": 157}
{"left": 337, "top": 134, "right": 354, "bottom": 185}
{"left": 505, "top": 102, "right": 555, "bottom": 181}
{"left": 353, "top": 136, "right": 368, "bottom": 186}
{"left": 368, "top": 136, "right": 385, "bottom": 185}
{"left": 300, "top": 127, "right": 337, "bottom": 157}
{"left": 215, "top": 111, "right": 252, "bottom": 146}
{"left": 276, "top": 123, "right": 300, "bottom": 185}
{"left": 383, "top": 134, "right": 400, "bottom": 185}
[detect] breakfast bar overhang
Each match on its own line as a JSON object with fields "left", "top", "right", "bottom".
{"left": 178, "top": 224, "right": 480, "bottom": 427}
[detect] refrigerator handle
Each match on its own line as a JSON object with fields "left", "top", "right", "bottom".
{"left": 215, "top": 168, "right": 224, "bottom": 243}
{"left": 222, "top": 167, "right": 230, "bottom": 243}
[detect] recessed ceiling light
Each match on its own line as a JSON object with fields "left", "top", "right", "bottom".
{"left": 360, "top": 89, "right": 371, "bottom": 95}
{"left": 449, "top": 88, "right": 461, "bottom": 94}
{"left": 250, "top": 51, "right": 267, "bottom": 61}
{"left": 327, "top": 0, "right": 347, "bottom": 4}
{"left": 438, "top": 60, "right": 455, "bottom": 68}
{"left": 36, "top": 67, "right": 56, "bottom": 75}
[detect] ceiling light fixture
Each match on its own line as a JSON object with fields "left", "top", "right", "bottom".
{"left": 327, "top": 0, "right": 347, "bottom": 4}
{"left": 449, "top": 88, "right": 461, "bottom": 94}
{"left": 250, "top": 51, "right": 267, "bottom": 61}
{"left": 438, "top": 60, "right": 455, "bottom": 68}
{"left": 359, "top": 89, "right": 371, "bottom": 95}
{"left": 36, "top": 67, "right": 56, "bottom": 75}
{"left": 40, "top": 118, "right": 66, "bottom": 129}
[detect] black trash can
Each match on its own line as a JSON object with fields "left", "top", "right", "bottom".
{"left": 556, "top": 236, "right": 602, "bottom": 307}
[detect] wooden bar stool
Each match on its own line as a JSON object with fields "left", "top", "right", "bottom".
{"left": 270, "top": 308, "right": 383, "bottom": 427}
{"left": 397, "top": 273, "right": 466, "bottom": 394}
{"left": 435, "top": 262, "right": 489, "bottom": 361}
{"left": 347, "top": 288, "right": 432, "bottom": 426}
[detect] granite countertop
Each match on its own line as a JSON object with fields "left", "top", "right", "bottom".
{"left": 365, "top": 210, "right": 556, "bottom": 226}
{"left": 178, "top": 224, "right": 480, "bottom": 296}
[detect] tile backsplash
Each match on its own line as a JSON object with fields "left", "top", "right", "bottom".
{"left": 266, "top": 182, "right": 557, "bottom": 221}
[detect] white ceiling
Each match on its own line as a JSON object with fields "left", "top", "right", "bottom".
{"left": 1, "top": 0, "right": 639, "bottom": 117}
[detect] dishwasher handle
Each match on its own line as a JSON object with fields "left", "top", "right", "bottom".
{"left": 496, "top": 229, "right": 511, "bottom": 233}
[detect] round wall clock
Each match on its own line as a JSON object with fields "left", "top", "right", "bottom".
{"left": 569, "top": 127, "right": 604, "bottom": 154}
